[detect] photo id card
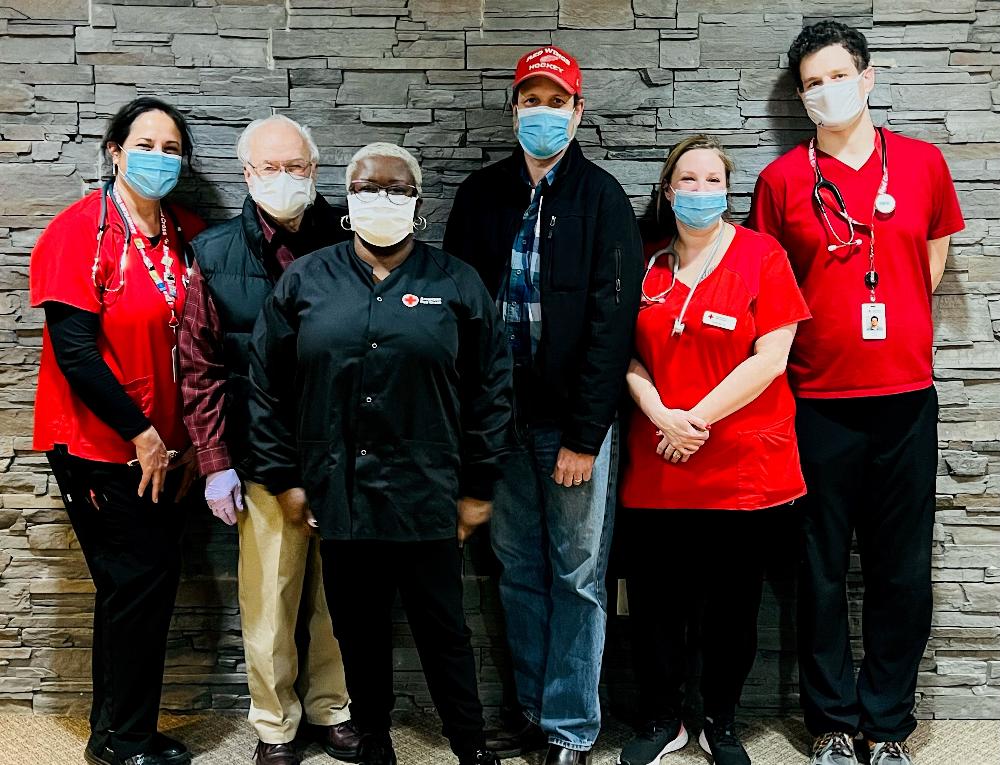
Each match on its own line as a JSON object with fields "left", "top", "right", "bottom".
{"left": 862, "top": 302, "right": 886, "bottom": 340}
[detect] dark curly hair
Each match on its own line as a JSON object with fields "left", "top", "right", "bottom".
{"left": 787, "top": 21, "right": 870, "bottom": 90}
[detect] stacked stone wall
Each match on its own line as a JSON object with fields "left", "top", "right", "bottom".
{"left": 0, "top": 0, "right": 998, "bottom": 720}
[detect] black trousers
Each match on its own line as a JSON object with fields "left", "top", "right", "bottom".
{"left": 321, "top": 538, "right": 486, "bottom": 758}
{"left": 796, "top": 387, "right": 937, "bottom": 742}
{"left": 47, "top": 447, "right": 186, "bottom": 758}
{"left": 622, "top": 507, "right": 782, "bottom": 723}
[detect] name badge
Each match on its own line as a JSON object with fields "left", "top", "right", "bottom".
{"left": 861, "top": 302, "right": 887, "bottom": 340}
{"left": 702, "top": 310, "right": 737, "bottom": 331}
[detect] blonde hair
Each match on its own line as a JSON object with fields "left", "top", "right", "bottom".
{"left": 345, "top": 142, "right": 422, "bottom": 193}
{"left": 655, "top": 134, "right": 735, "bottom": 234}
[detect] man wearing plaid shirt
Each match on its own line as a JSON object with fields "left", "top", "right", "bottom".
{"left": 445, "top": 46, "right": 642, "bottom": 765}
{"left": 178, "top": 115, "right": 359, "bottom": 765}
{"left": 497, "top": 165, "right": 556, "bottom": 365}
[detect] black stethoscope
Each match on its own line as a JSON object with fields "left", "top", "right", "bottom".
{"left": 93, "top": 178, "right": 190, "bottom": 296}
{"left": 809, "top": 126, "right": 895, "bottom": 254}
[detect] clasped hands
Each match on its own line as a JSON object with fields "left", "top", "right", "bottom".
{"left": 649, "top": 405, "right": 710, "bottom": 464}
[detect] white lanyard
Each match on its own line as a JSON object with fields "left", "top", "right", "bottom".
{"left": 640, "top": 224, "right": 728, "bottom": 335}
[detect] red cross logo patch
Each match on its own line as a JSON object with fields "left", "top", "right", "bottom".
{"left": 401, "top": 293, "right": 419, "bottom": 308}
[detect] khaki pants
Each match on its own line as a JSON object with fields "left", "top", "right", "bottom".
{"left": 239, "top": 481, "right": 350, "bottom": 744}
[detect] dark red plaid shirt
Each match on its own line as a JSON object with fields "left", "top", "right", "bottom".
{"left": 179, "top": 207, "right": 300, "bottom": 477}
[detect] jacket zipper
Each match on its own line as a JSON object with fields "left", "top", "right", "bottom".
{"left": 614, "top": 246, "right": 622, "bottom": 304}
{"left": 548, "top": 215, "right": 556, "bottom": 240}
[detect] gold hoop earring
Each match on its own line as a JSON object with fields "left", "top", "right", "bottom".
{"left": 414, "top": 216, "right": 428, "bottom": 231}
{"left": 340, "top": 215, "right": 352, "bottom": 231}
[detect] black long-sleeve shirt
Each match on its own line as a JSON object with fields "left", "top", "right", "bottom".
{"left": 248, "top": 240, "right": 514, "bottom": 542}
{"left": 44, "top": 302, "right": 150, "bottom": 441}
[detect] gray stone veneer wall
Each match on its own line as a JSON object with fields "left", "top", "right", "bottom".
{"left": 0, "top": 0, "right": 998, "bottom": 722}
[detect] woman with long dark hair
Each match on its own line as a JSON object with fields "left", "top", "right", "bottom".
{"left": 30, "top": 97, "right": 205, "bottom": 765}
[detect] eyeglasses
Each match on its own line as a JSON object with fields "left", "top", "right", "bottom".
{"left": 349, "top": 181, "right": 419, "bottom": 205}
{"left": 247, "top": 160, "right": 314, "bottom": 179}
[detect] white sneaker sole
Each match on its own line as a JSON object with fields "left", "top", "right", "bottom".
{"left": 617, "top": 724, "right": 689, "bottom": 765}
{"left": 699, "top": 730, "right": 711, "bottom": 758}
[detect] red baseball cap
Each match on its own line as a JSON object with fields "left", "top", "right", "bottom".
{"left": 513, "top": 46, "right": 582, "bottom": 96}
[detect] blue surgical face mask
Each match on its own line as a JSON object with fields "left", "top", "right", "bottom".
{"left": 671, "top": 188, "right": 728, "bottom": 230}
{"left": 515, "top": 105, "right": 574, "bottom": 160}
{"left": 121, "top": 148, "right": 182, "bottom": 200}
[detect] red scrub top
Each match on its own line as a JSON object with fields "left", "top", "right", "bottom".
{"left": 619, "top": 224, "right": 810, "bottom": 511}
{"left": 747, "top": 128, "right": 964, "bottom": 399}
{"left": 30, "top": 188, "right": 206, "bottom": 463}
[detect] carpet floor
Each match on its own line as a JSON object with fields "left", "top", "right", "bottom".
{"left": 1, "top": 713, "right": 997, "bottom": 765}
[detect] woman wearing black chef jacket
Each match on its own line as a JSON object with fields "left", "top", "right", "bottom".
{"left": 248, "top": 142, "right": 513, "bottom": 765}
{"left": 29, "top": 97, "right": 205, "bottom": 765}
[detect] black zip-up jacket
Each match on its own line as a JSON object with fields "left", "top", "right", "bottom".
{"left": 444, "top": 140, "right": 643, "bottom": 455}
{"left": 248, "top": 240, "right": 513, "bottom": 541}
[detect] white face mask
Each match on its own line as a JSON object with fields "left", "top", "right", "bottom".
{"left": 347, "top": 194, "right": 417, "bottom": 248}
{"left": 248, "top": 171, "right": 316, "bottom": 221}
{"left": 801, "top": 73, "right": 868, "bottom": 130}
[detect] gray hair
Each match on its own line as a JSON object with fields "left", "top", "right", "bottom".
{"left": 345, "top": 142, "right": 422, "bottom": 193}
{"left": 236, "top": 114, "right": 319, "bottom": 165}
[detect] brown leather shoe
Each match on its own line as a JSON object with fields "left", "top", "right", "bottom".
{"left": 321, "top": 720, "right": 362, "bottom": 762}
{"left": 254, "top": 741, "right": 300, "bottom": 765}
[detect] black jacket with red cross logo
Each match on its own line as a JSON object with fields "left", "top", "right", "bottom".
{"left": 248, "top": 239, "right": 513, "bottom": 542}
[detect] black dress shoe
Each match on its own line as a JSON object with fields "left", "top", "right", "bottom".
{"left": 151, "top": 734, "right": 191, "bottom": 765}
{"left": 358, "top": 733, "right": 397, "bottom": 765}
{"left": 543, "top": 744, "right": 591, "bottom": 765}
{"left": 458, "top": 748, "right": 502, "bottom": 765}
{"left": 484, "top": 719, "right": 547, "bottom": 759}
{"left": 85, "top": 736, "right": 191, "bottom": 765}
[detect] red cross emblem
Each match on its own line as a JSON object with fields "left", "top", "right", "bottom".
{"left": 402, "top": 294, "right": 419, "bottom": 308}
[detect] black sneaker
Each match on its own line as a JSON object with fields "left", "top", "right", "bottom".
{"left": 618, "top": 719, "right": 689, "bottom": 765}
{"left": 698, "top": 718, "right": 750, "bottom": 765}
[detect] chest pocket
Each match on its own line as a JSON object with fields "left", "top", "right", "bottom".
{"left": 545, "top": 213, "right": 590, "bottom": 291}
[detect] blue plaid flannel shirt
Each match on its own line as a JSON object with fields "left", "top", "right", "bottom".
{"left": 498, "top": 163, "right": 559, "bottom": 366}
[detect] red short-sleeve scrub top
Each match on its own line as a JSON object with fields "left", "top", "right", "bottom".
{"left": 619, "top": 224, "right": 811, "bottom": 512}
{"left": 748, "top": 128, "right": 965, "bottom": 399}
{"left": 30, "top": 188, "right": 206, "bottom": 464}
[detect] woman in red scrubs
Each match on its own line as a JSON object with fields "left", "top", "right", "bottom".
{"left": 616, "top": 135, "right": 810, "bottom": 765}
{"left": 30, "top": 97, "right": 205, "bottom": 765}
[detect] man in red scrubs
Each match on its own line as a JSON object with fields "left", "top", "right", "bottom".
{"left": 748, "top": 21, "right": 964, "bottom": 765}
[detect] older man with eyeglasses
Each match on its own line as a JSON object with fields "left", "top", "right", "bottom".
{"left": 179, "top": 114, "right": 359, "bottom": 765}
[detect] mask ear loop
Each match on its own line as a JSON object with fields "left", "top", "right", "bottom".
{"left": 340, "top": 215, "right": 352, "bottom": 231}
{"left": 414, "top": 215, "right": 428, "bottom": 231}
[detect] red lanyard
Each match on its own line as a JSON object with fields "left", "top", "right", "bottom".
{"left": 113, "top": 186, "right": 180, "bottom": 327}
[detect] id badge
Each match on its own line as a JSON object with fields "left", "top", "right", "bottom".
{"left": 702, "top": 310, "right": 737, "bottom": 330}
{"left": 861, "top": 303, "right": 886, "bottom": 340}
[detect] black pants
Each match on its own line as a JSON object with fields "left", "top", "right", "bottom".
{"left": 47, "top": 447, "right": 186, "bottom": 759}
{"left": 322, "top": 538, "right": 486, "bottom": 758}
{"left": 622, "top": 507, "right": 782, "bottom": 722}
{"left": 796, "top": 387, "right": 937, "bottom": 742}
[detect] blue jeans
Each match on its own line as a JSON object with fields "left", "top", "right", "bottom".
{"left": 491, "top": 423, "right": 618, "bottom": 751}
